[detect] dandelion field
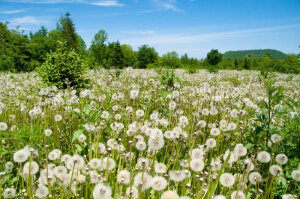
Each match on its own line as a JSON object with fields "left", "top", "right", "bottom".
{"left": 0, "top": 69, "right": 300, "bottom": 199}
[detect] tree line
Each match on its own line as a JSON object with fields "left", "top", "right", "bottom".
{"left": 1, "top": 12, "right": 300, "bottom": 73}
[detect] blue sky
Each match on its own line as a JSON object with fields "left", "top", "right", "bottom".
{"left": 1, "top": 0, "right": 300, "bottom": 58}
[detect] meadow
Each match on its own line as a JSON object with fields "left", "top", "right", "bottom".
{"left": 0, "top": 69, "right": 299, "bottom": 199}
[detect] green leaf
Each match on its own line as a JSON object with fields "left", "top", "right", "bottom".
{"left": 72, "top": 130, "right": 84, "bottom": 143}
{"left": 75, "top": 144, "right": 83, "bottom": 152}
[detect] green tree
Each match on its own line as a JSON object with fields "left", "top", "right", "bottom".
{"left": 28, "top": 27, "right": 55, "bottom": 69}
{"left": 89, "top": 30, "right": 108, "bottom": 67}
{"left": 243, "top": 55, "right": 252, "bottom": 70}
{"left": 137, "top": 45, "right": 158, "bottom": 68}
{"left": 162, "top": 51, "right": 181, "bottom": 68}
{"left": 36, "top": 41, "right": 88, "bottom": 89}
{"left": 181, "top": 53, "right": 189, "bottom": 65}
{"left": 261, "top": 53, "right": 273, "bottom": 74}
{"left": 206, "top": 49, "right": 222, "bottom": 66}
{"left": 106, "top": 41, "right": 124, "bottom": 69}
{"left": 121, "top": 44, "right": 138, "bottom": 68}
{"left": 56, "top": 12, "right": 82, "bottom": 51}
{"left": 0, "top": 22, "right": 15, "bottom": 71}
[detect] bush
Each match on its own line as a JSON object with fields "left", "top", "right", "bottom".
{"left": 36, "top": 41, "right": 89, "bottom": 89}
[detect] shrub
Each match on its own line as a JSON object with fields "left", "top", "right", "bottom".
{"left": 36, "top": 41, "right": 89, "bottom": 89}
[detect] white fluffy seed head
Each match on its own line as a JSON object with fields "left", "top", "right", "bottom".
{"left": 269, "top": 165, "right": 283, "bottom": 176}
{"left": 275, "top": 154, "right": 288, "bottom": 165}
{"left": 291, "top": 170, "right": 300, "bottom": 181}
{"left": 248, "top": 172, "right": 262, "bottom": 185}
{"left": 117, "top": 170, "right": 131, "bottom": 185}
{"left": 161, "top": 190, "right": 179, "bottom": 199}
{"left": 13, "top": 149, "right": 29, "bottom": 163}
{"left": 220, "top": 173, "right": 235, "bottom": 187}
{"left": 93, "top": 183, "right": 112, "bottom": 199}
{"left": 35, "top": 185, "right": 49, "bottom": 198}
{"left": 151, "top": 176, "right": 167, "bottom": 191}
{"left": 190, "top": 158, "right": 204, "bottom": 172}
{"left": 257, "top": 151, "right": 271, "bottom": 163}
{"left": 231, "top": 191, "right": 245, "bottom": 199}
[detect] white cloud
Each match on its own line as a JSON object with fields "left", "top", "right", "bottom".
{"left": 0, "top": 9, "right": 26, "bottom": 14}
{"left": 120, "top": 24, "right": 300, "bottom": 46}
{"left": 9, "top": 16, "right": 49, "bottom": 25}
{"left": 124, "top": 30, "right": 155, "bottom": 35}
{"left": 152, "top": 0, "right": 183, "bottom": 13}
{"left": 91, "top": 0, "right": 124, "bottom": 7}
{"left": 4, "top": 0, "right": 125, "bottom": 6}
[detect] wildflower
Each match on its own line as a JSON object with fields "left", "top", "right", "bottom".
{"left": 234, "top": 144, "right": 247, "bottom": 157}
{"left": 48, "top": 150, "right": 60, "bottom": 161}
{"left": 130, "top": 90, "right": 139, "bottom": 99}
{"left": 269, "top": 165, "right": 283, "bottom": 176}
{"left": 93, "top": 183, "right": 112, "bottom": 199}
{"left": 35, "top": 185, "right": 49, "bottom": 198}
{"left": 76, "top": 174, "right": 86, "bottom": 183}
{"left": 197, "top": 120, "right": 206, "bottom": 128}
{"left": 44, "top": 129, "right": 53, "bottom": 136}
{"left": 230, "top": 109, "right": 239, "bottom": 118}
{"left": 227, "top": 122, "right": 237, "bottom": 130}
{"left": 220, "top": 173, "right": 235, "bottom": 187}
{"left": 191, "top": 148, "right": 204, "bottom": 159}
{"left": 169, "top": 170, "right": 187, "bottom": 182}
{"left": 5, "top": 162, "right": 14, "bottom": 171}
{"left": 125, "top": 186, "right": 138, "bottom": 199}
{"left": 152, "top": 176, "right": 167, "bottom": 191}
{"left": 190, "top": 159, "right": 204, "bottom": 172}
{"left": 101, "top": 157, "right": 116, "bottom": 171}
{"left": 136, "top": 109, "right": 145, "bottom": 117}
{"left": 231, "top": 191, "right": 245, "bottom": 199}
{"left": 61, "top": 154, "right": 72, "bottom": 163}
{"left": 101, "top": 111, "right": 110, "bottom": 119}
{"left": 206, "top": 138, "right": 217, "bottom": 148}
{"left": 169, "top": 101, "right": 176, "bottom": 110}
{"left": 0, "top": 122, "right": 8, "bottom": 131}
{"left": 133, "top": 172, "right": 152, "bottom": 190}
{"left": 148, "top": 135, "right": 164, "bottom": 150}
{"left": 3, "top": 188, "right": 16, "bottom": 199}
{"left": 202, "top": 108, "right": 209, "bottom": 116}
{"left": 179, "top": 116, "right": 189, "bottom": 126}
{"left": 23, "top": 161, "right": 39, "bottom": 175}
{"left": 248, "top": 172, "right": 262, "bottom": 185}
{"left": 161, "top": 190, "right": 179, "bottom": 199}
{"left": 78, "top": 134, "right": 86, "bottom": 143}
{"left": 136, "top": 141, "right": 147, "bottom": 151}
{"left": 13, "top": 149, "right": 29, "bottom": 163}
{"left": 257, "top": 151, "right": 271, "bottom": 163}
{"left": 291, "top": 170, "right": 300, "bottom": 181}
{"left": 136, "top": 157, "right": 150, "bottom": 168}
{"left": 275, "top": 154, "right": 288, "bottom": 165}
{"left": 210, "top": 128, "right": 220, "bottom": 136}
{"left": 282, "top": 194, "right": 296, "bottom": 199}
{"left": 53, "top": 166, "right": 67, "bottom": 177}
{"left": 89, "top": 158, "right": 101, "bottom": 170}
{"left": 271, "top": 134, "right": 282, "bottom": 143}
{"left": 117, "top": 170, "right": 131, "bottom": 185}
{"left": 54, "top": 114, "right": 62, "bottom": 122}
{"left": 114, "top": 114, "right": 122, "bottom": 120}
{"left": 210, "top": 158, "right": 222, "bottom": 171}
{"left": 84, "top": 123, "right": 96, "bottom": 132}
{"left": 155, "top": 162, "right": 166, "bottom": 174}
{"left": 126, "top": 106, "right": 133, "bottom": 113}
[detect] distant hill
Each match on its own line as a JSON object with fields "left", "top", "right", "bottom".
{"left": 223, "top": 49, "right": 287, "bottom": 60}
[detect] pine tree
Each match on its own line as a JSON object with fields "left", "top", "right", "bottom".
{"left": 57, "top": 12, "right": 78, "bottom": 50}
